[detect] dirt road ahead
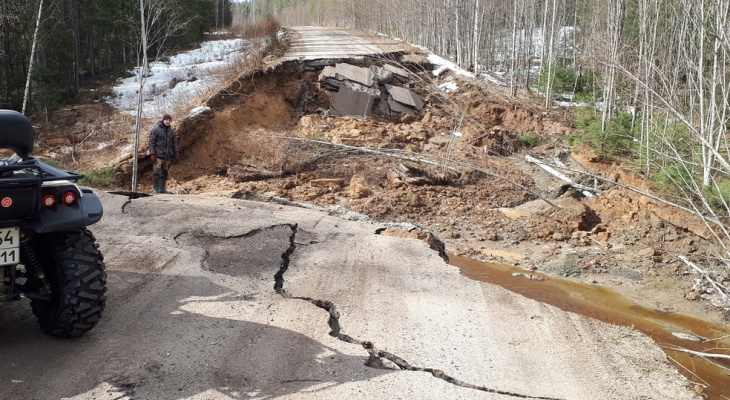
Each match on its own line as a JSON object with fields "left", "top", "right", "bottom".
{"left": 281, "top": 26, "right": 412, "bottom": 61}
{"left": 0, "top": 192, "right": 698, "bottom": 399}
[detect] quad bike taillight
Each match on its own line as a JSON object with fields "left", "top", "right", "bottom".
{"left": 41, "top": 193, "right": 56, "bottom": 209}
{"left": 41, "top": 190, "right": 78, "bottom": 209}
{"left": 61, "top": 191, "right": 77, "bottom": 206}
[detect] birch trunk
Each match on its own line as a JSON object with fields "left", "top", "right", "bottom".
{"left": 473, "top": 0, "right": 480, "bottom": 74}
{"left": 132, "top": 0, "right": 150, "bottom": 193}
{"left": 544, "top": 0, "right": 558, "bottom": 108}
{"left": 22, "top": 0, "right": 44, "bottom": 115}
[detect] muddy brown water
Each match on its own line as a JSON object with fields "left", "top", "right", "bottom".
{"left": 451, "top": 255, "right": 730, "bottom": 400}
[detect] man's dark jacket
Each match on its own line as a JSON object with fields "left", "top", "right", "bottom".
{"left": 149, "top": 121, "right": 179, "bottom": 160}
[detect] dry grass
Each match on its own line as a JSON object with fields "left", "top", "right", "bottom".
{"left": 231, "top": 17, "right": 281, "bottom": 40}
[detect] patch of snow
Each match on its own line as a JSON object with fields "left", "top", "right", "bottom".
{"left": 120, "top": 143, "right": 134, "bottom": 158}
{"left": 427, "top": 53, "right": 475, "bottom": 78}
{"left": 439, "top": 81, "right": 459, "bottom": 93}
{"left": 479, "top": 72, "right": 507, "bottom": 86}
{"left": 106, "top": 38, "right": 267, "bottom": 120}
{"left": 188, "top": 106, "right": 211, "bottom": 118}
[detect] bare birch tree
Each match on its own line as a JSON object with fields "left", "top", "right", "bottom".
{"left": 21, "top": 0, "right": 43, "bottom": 115}
{"left": 601, "top": 0, "right": 623, "bottom": 131}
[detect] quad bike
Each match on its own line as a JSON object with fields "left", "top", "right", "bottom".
{"left": 0, "top": 110, "right": 106, "bottom": 338}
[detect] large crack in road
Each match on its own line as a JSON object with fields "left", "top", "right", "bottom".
{"left": 275, "top": 224, "right": 564, "bottom": 400}
{"left": 108, "top": 194, "right": 561, "bottom": 399}
{"left": 163, "top": 215, "right": 562, "bottom": 399}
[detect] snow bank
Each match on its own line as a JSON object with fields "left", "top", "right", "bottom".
{"left": 106, "top": 38, "right": 265, "bottom": 120}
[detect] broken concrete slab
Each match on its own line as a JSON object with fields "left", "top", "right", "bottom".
{"left": 335, "top": 63, "right": 375, "bottom": 86}
{"left": 320, "top": 78, "right": 381, "bottom": 98}
{"left": 388, "top": 98, "right": 416, "bottom": 116}
{"left": 329, "top": 86, "right": 375, "bottom": 118}
{"left": 318, "top": 61, "right": 424, "bottom": 118}
{"left": 319, "top": 63, "right": 375, "bottom": 87}
{"left": 370, "top": 66, "right": 395, "bottom": 85}
{"left": 340, "top": 80, "right": 381, "bottom": 98}
{"left": 383, "top": 64, "right": 411, "bottom": 81}
{"left": 318, "top": 66, "right": 342, "bottom": 91}
{"left": 385, "top": 84, "right": 425, "bottom": 110}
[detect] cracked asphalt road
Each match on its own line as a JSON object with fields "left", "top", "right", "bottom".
{"left": 0, "top": 192, "right": 699, "bottom": 399}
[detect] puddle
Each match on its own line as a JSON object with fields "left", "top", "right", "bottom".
{"left": 450, "top": 255, "right": 730, "bottom": 400}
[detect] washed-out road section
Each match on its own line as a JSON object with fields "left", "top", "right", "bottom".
{"left": 0, "top": 192, "right": 698, "bottom": 399}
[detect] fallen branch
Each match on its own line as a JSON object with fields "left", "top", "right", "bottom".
{"left": 271, "top": 136, "right": 561, "bottom": 209}
{"left": 671, "top": 332, "right": 710, "bottom": 343}
{"left": 525, "top": 155, "right": 599, "bottom": 197}
{"left": 589, "top": 236, "right": 608, "bottom": 249}
{"left": 671, "top": 347, "right": 730, "bottom": 361}
{"left": 274, "top": 136, "right": 462, "bottom": 174}
{"left": 677, "top": 255, "right": 730, "bottom": 304}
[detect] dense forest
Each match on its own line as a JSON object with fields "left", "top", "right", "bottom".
{"left": 0, "top": 0, "right": 232, "bottom": 114}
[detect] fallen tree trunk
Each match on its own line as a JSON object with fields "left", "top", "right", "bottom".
{"left": 678, "top": 255, "right": 730, "bottom": 304}
{"left": 525, "top": 155, "right": 599, "bottom": 197}
{"left": 671, "top": 347, "right": 730, "bottom": 361}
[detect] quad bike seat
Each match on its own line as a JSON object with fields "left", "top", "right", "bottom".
{"left": 0, "top": 110, "right": 34, "bottom": 159}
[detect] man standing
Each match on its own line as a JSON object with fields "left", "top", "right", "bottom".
{"left": 148, "top": 114, "right": 179, "bottom": 194}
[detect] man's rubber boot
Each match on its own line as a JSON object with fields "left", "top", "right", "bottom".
{"left": 159, "top": 177, "right": 170, "bottom": 194}
{"left": 152, "top": 177, "right": 161, "bottom": 193}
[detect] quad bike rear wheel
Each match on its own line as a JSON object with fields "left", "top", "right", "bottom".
{"left": 29, "top": 228, "right": 107, "bottom": 338}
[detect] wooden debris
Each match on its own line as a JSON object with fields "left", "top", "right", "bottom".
{"left": 526, "top": 155, "right": 599, "bottom": 197}
{"left": 677, "top": 255, "right": 730, "bottom": 304}
{"left": 671, "top": 332, "right": 709, "bottom": 343}
{"left": 672, "top": 347, "right": 730, "bottom": 360}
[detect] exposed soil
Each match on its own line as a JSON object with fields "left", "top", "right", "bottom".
{"left": 33, "top": 37, "right": 730, "bottom": 339}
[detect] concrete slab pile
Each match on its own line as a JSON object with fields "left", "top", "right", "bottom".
{"left": 319, "top": 63, "right": 425, "bottom": 118}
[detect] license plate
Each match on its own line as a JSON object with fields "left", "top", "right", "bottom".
{"left": 0, "top": 227, "right": 19, "bottom": 266}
